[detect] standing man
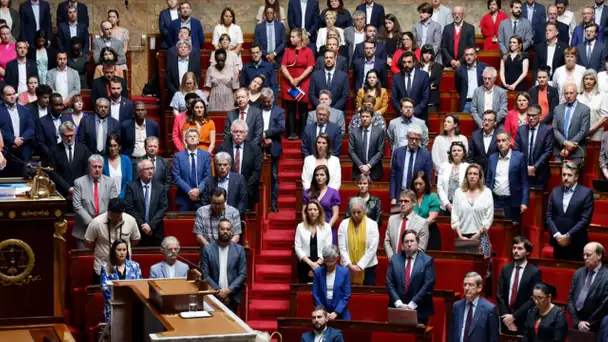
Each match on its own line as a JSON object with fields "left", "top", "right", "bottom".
{"left": 165, "top": 40, "right": 201, "bottom": 104}
{"left": 387, "top": 98, "right": 430, "bottom": 152}
{"left": 26, "top": 84, "right": 51, "bottom": 122}
{"left": 596, "top": 0, "right": 608, "bottom": 39}
{"left": 547, "top": 5, "right": 571, "bottom": 44}
{"left": 571, "top": 6, "right": 605, "bottom": 47}
{"left": 287, "top": 0, "right": 320, "bottom": 43}
{"left": 448, "top": 272, "right": 499, "bottom": 342}
{"left": 391, "top": 51, "right": 430, "bottom": 123}
{"left": 455, "top": 47, "right": 488, "bottom": 113}
{"left": 384, "top": 190, "right": 430, "bottom": 258}
{"left": 260, "top": 88, "right": 285, "bottom": 212}
{"left": 351, "top": 39, "right": 388, "bottom": 91}
{"left": 124, "top": 159, "right": 169, "bottom": 247}
{"left": 91, "top": 63, "right": 128, "bottom": 104}
{"left": 138, "top": 136, "right": 171, "bottom": 192}
{"left": 240, "top": 44, "right": 279, "bottom": 100}
{"left": 301, "top": 306, "right": 345, "bottom": 342}
{"left": 194, "top": 188, "right": 242, "bottom": 247}
{"left": 254, "top": 7, "right": 286, "bottom": 68}
{"left": 149, "top": 236, "right": 190, "bottom": 279}
{"left": 172, "top": 129, "right": 212, "bottom": 211}
{"left": 19, "top": 0, "right": 52, "bottom": 46}
{"left": 4, "top": 41, "right": 37, "bottom": 94}
{"left": 305, "top": 90, "right": 346, "bottom": 135}
{"left": 315, "top": 37, "right": 348, "bottom": 72}
{"left": 386, "top": 230, "right": 435, "bottom": 325}
{"left": 301, "top": 104, "right": 342, "bottom": 158}
{"left": 521, "top": 0, "right": 546, "bottom": 46}
{"left": 0, "top": 85, "right": 34, "bottom": 176}
{"left": 351, "top": 26, "right": 388, "bottom": 61}
{"left": 200, "top": 152, "right": 248, "bottom": 214}
{"left": 108, "top": 78, "right": 133, "bottom": 122}
{"left": 431, "top": 0, "right": 453, "bottom": 31}
{"left": 348, "top": 107, "right": 385, "bottom": 181}
{"left": 120, "top": 102, "right": 161, "bottom": 158}
{"left": 35, "top": 93, "right": 67, "bottom": 156}
{"left": 46, "top": 51, "right": 81, "bottom": 105}
{"left": 533, "top": 25, "right": 566, "bottom": 82}
{"left": 470, "top": 67, "right": 508, "bottom": 128}
{"left": 308, "top": 50, "right": 350, "bottom": 111}
{"left": 344, "top": 11, "right": 366, "bottom": 64}
{"left": 413, "top": 3, "right": 442, "bottom": 58}
{"left": 355, "top": 0, "right": 385, "bottom": 30}
{"left": 92, "top": 21, "right": 127, "bottom": 67}
{"left": 576, "top": 23, "right": 607, "bottom": 72}
{"left": 56, "top": 0, "right": 89, "bottom": 27}
{"left": 546, "top": 161, "right": 594, "bottom": 261}
{"left": 78, "top": 98, "right": 121, "bottom": 155}
{"left": 552, "top": 84, "right": 590, "bottom": 162}
{"left": 496, "top": 237, "right": 541, "bottom": 335}
{"left": 224, "top": 88, "right": 264, "bottom": 145}
{"left": 167, "top": 1, "right": 205, "bottom": 48}
{"left": 441, "top": 6, "right": 475, "bottom": 69}
{"left": 468, "top": 110, "right": 499, "bottom": 173}
{"left": 56, "top": 4, "right": 90, "bottom": 53}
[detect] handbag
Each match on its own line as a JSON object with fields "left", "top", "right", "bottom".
{"left": 255, "top": 331, "right": 282, "bottom": 342}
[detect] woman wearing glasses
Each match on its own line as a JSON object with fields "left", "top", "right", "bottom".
{"left": 522, "top": 283, "right": 568, "bottom": 342}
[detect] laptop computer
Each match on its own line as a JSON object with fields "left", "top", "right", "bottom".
{"left": 387, "top": 307, "right": 418, "bottom": 325}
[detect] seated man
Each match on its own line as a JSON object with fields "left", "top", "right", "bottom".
{"left": 384, "top": 190, "right": 429, "bottom": 258}
{"left": 92, "top": 20, "right": 127, "bottom": 67}
{"left": 308, "top": 50, "right": 350, "bottom": 111}
{"left": 4, "top": 41, "right": 37, "bottom": 94}
{"left": 301, "top": 306, "right": 345, "bottom": 342}
{"left": 120, "top": 102, "right": 161, "bottom": 158}
{"left": 301, "top": 104, "right": 343, "bottom": 158}
{"left": 0, "top": 85, "right": 34, "bottom": 176}
{"left": 91, "top": 62, "right": 128, "bottom": 104}
{"left": 389, "top": 125, "right": 432, "bottom": 204}
{"left": 254, "top": 6, "right": 286, "bottom": 68}
{"left": 386, "top": 97, "right": 430, "bottom": 152}
{"left": 306, "top": 90, "right": 346, "bottom": 135}
{"left": 315, "top": 37, "right": 348, "bottom": 72}
{"left": 201, "top": 152, "right": 248, "bottom": 214}
{"left": 194, "top": 188, "right": 242, "bottom": 247}
{"left": 471, "top": 66, "right": 508, "bottom": 128}
{"left": 172, "top": 128, "right": 212, "bottom": 211}
{"left": 200, "top": 218, "right": 247, "bottom": 313}
{"left": 46, "top": 51, "right": 80, "bottom": 105}
{"left": 47, "top": 121, "right": 91, "bottom": 198}
{"left": 149, "top": 236, "right": 190, "bottom": 279}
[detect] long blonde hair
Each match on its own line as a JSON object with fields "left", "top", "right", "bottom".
{"left": 461, "top": 164, "right": 486, "bottom": 191}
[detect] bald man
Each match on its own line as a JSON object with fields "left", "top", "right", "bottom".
{"left": 552, "top": 83, "right": 590, "bottom": 161}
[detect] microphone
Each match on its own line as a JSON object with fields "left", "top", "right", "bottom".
{"left": 172, "top": 251, "right": 203, "bottom": 274}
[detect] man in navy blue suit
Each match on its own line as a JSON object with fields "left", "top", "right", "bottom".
{"left": 301, "top": 104, "right": 342, "bottom": 158}
{"left": 386, "top": 229, "right": 435, "bottom": 325}
{"left": 576, "top": 23, "right": 607, "bottom": 71}
{"left": 468, "top": 110, "right": 499, "bottom": 174}
{"left": 172, "top": 128, "right": 212, "bottom": 211}
{"left": 200, "top": 152, "right": 248, "bottom": 214}
{"left": 158, "top": 0, "right": 180, "bottom": 49}
{"left": 391, "top": 51, "right": 430, "bottom": 123}
{"left": 514, "top": 105, "right": 554, "bottom": 190}
{"left": 532, "top": 24, "right": 566, "bottom": 82}
{"left": 521, "top": 0, "right": 546, "bottom": 45}
{"left": 35, "top": 93, "right": 68, "bottom": 156}
{"left": 455, "top": 47, "right": 487, "bottom": 113}
{"left": 352, "top": 25, "right": 387, "bottom": 61}
{"left": 26, "top": 84, "right": 51, "bottom": 122}
{"left": 547, "top": 5, "right": 570, "bottom": 44}
{"left": 352, "top": 39, "right": 388, "bottom": 91}
{"left": 260, "top": 89, "right": 285, "bottom": 212}
{"left": 546, "top": 161, "right": 594, "bottom": 261}
{"left": 19, "top": 0, "right": 52, "bottom": 46}
{"left": 0, "top": 85, "right": 34, "bottom": 176}
{"left": 309, "top": 50, "right": 349, "bottom": 111}
{"left": 56, "top": 4, "right": 89, "bottom": 53}
{"left": 448, "top": 272, "right": 499, "bottom": 342}
{"left": 240, "top": 44, "right": 279, "bottom": 101}
{"left": 56, "top": 0, "right": 88, "bottom": 27}
{"left": 109, "top": 79, "right": 133, "bottom": 122}
{"left": 287, "top": 0, "right": 320, "bottom": 43}
{"left": 389, "top": 125, "right": 433, "bottom": 204}
{"left": 254, "top": 6, "right": 286, "bottom": 69}
{"left": 120, "top": 102, "right": 161, "bottom": 158}
{"left": 300, "top": 306, "right": 345, "bottom": 342}
{"left": 485, "top": 131, "right": 529, "bottom": 224}
{"left": 571, "top": 6, "right": 605, "bottom": 47}
{"left": 355, "top": 0, "right": 385, "bottom": 30}
{"left": 168, "top": 1, "right": 204, "bottom": 48}
{"left": 78, "top": 98, "right": 121, "bottom": 155}
{"left": 5, "top": 41, "right": 37, "bottom": 94}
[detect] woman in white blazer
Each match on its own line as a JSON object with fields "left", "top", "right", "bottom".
{"left": 337, "top": 197, "right": 379, "bottom": 285}
{"left": 437, "top": 141, "right": 469, "bottom": 214}
{"left": 295, "top": 200, "right": 333, "bottom": 283}
{"left": 302, "top": 134, "right": 342, "bottom": 190}
{"left": 431, "top": 114, "right": 468, "bottom": 169}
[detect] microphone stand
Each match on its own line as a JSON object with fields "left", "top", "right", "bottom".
{"left": 172, "top": 252, "right": 204, "bottom": 283}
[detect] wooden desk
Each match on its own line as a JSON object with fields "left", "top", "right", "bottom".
{"left": 0, "top": 323, "right": 75, "bottom": 341}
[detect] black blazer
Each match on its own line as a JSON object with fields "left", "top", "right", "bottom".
{"left": 4, "top": 58, "right": 38, "bottom": 91}
{"left": 56, "top": 22, "right": 90, "bottom": 53}
{"left": 35, "top": 114, "right": 69, "bottom": 155}
{"left": 124, "top": 179, "right": 169, "bottom": 244}
{"left": 308, "top": 69, "right": 350, "bottom": 110}
{"left": 91, "top": 76, "right": 128, "bottom": 105}
{"left": 522, "top": 306, "right": 569, "bottom": 342}
{"left": 467, "top": 128, "right": 499, "bottom": 173}
{"left": 19, "top": 0, "right": 52, "bottom": 45}
{"left": 441, "top": 22, "right": 475, "bottom": 65}
{"left": 496, "top": 263, "right": 542, "bottom": 332}
{"left": 546, "top": 185, "right": 594, "bottom": 252}
{"left": 567, "top": 266, "right": 608, "bottom": 332}
{"left": 216, "top": 140, "right": 263, "bottom": 205}
{"left": 527, "top": 86, "right": 559, "bottom": 124}
{"left": 426, "top": 62, "right": 444, "bottom": 106}
{"left": 264, "top": 106, "right": 285, "bottom": 157}
{"left": 576, "top": 41, "right": 608, "bottom": 72}
{"left": 201, "top": 172, "right": 248, "bottom": 214}
{"left": 77, "top": 114, "right": 121, "bottom": 154}
{"left": 56, "top": 1, "right": 89, "bottom": 27}
{"left": 26, "top": 103, "right": 46, "bottom": 122}
{"left": 348, "top": 125, "right": 385, "bottom": 181}
{"left": 223, "top": 107, "right": 264, "bottom": 145}
{"left": 46, "top": 141, "right": 91, "bottom": 196}
{"left": 111, "top": 97, "right": 134, "bottom": 122}
{"left": 132, "top": 155, "right": 172, "bottom": 192}
{"left": 120, "top": 118, "right": 161, "bottom": 156}
{"left": 165, "top": 51, "right": 202, "bottom": 102}
{"left": 533, "top": 41, "right": 566, "bottom": 80}
{"left": 455, "top": 62, "right": 487, "bottom": 112}
{"left": 514, "top": 123, "right": 554, "bottom": 189}
{"left": 352, "top": 57, "right": 388, "bottom": 91}
{"left": 27, "top": 46, "right": 57, "bottom": 70}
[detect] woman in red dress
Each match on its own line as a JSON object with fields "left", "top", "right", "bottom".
{"left": 281, "top": 28, "right": 315, "bottom": 140}
{"left": 480, "top": 0, "right": 509, "bottom": 51}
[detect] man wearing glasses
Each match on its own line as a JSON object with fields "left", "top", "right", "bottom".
{"left": 387, "top": 97, "right": 429, "bottom": 153}
{"left": 470, "top": 66, "right": 508, "bottom": 129}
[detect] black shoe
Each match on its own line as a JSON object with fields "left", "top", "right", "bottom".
{"left": 271, "top": 204, "right": 278, "bottom": 212}
{"left": 288, "top": 134, "right": 299, "bottom": 140}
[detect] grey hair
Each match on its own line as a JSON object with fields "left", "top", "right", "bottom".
{"left": 231, "top": 119, "right": 249, "bottom": 133}
{"left": 176, "top": 40, "right": 192, "bottom": 49}
{"left": 59, "top": 120, "right": 76, "bottom": 134}
{"left": 184, "top": 128, "right": 200, "bottom": 138}
{"left": 352, "top": 10, "right": 365, "bottom": 20}
{"left": 95, "top": 97, "right": 110, "bottom": 107}
{"left": 580, "top": 69, "right": 599, "bottom": 96}
{"left": 465, "top": 271, "right": 483, "bottom": 286}
{"left": 496, "top": 130, "right": 511, "bottom": 140}
{"left": 137, "top": 159, "right": 153, "bottom": 173}
{"left": 407, "top": 124, "right": 423, "bottom": 137}
{"left": 261, "top": 87, "right": 274, "bottom": 98}
{"left": 316, "top": 103, "right": 331, "bottom": 113}
{"left": 235, "top": 87, "right": 249, "bottom": 97}
{"left": 88, "top": 154, "right": 104, "bottom": 164}
{"left": 322, "top": 245, "right": 340, "bottom": 260}
{"left": 161, "top": 236, "right": 180, "bottom": 251}
{"left": 144, "top": 136, "right": 159, "bottom": 146}
{"left": 349, "top": 197, "right": 368, "bottom": 214}
{"left": 482, "top": 66, "right": 497, "bottom": 78}
{"left": 134, "top": 100, "right": 146, "bottom": 108}
{"left": 319, "top": 89, "right": 332, "bottom": 100}
{"left": 214, "top": 151, "right": 232, "bottom": 165}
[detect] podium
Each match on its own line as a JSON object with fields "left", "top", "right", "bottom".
{"left": 110, "top": 278, "right": 257, "bottom": 341}
{"left": 0, "top": 192, "right": 68, "bottom": 325}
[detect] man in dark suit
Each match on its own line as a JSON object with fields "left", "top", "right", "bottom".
{"left": 200, "top": 218, "right": 247, "bottom": 313}
{"left": 201, "top": 151, "right": 248, "bottom": 214}
{"left": 47, "top": 120, "right": 91, "bottom": 198}
{"left": 19, "top": 0, "right": 52, "bottom": 46}
{"left": 497, "top": 236, "right": 542, "bottom": 335}
{"left": 468, "top": 110, "right": 499, "bottom": 173}
{"left": 485, "top": 131, "right": 530, "bottom": 224}
{"left": 91, "top": 62, "right": 128, "bottom": 105}
{"left": 166, "top": 40, "right": 201, "bottom": 105}
{"left": 56, "top": 4, "right": 89, "bottom": 53}
{"left": 26, "top": 84, "right": 51, "bottom": 122}
{"left": 56, "top": 0, "right": 88, "bottom": 27}
{"left": 389, "top": 125, "right": 433, "bottom": 204}
{"left": 35, "top": 93, "right": 68, "bottom": 156}
{"left": 0, "top": 85, "right": 34, "bottom": 176}
{"left": 352, "top": 39, "right": 388, "bottom": 91}
{"left": 455, "top": 46, "right": 488, "bottom": 112}
{"left": 124, "top": 159, "right": 168, "bottom": 247}
{"left": 552, "top": 84, "right": 591, "bottom": 162}
{"left": 4, "top": 41, "right": 37, "bottom": 94}
{"left": 240, "top": 44, "right": 279, "bottom": 101}
{"left": 315, "top": 37, "right": 348, "bottom": 73}
{"left": 172, "top": 128, "right": 212, "bottom": 211}
{"left": 287, "top": 0, "right": 320, "bottom": 43}
{"left": 514, "top": 104, "right": 554, "bottom": 190}
{"left": 301, "top": 104, "right": 342, "bottom": 158}
{"left": 78, "top": 98, "right": 121, "bottom": 154}
{"left": 355, "top": 0, "right": 385, "bottom": 30}
{"left": 527, "top": 67, "right": 560, "bottom": 125}
{"left": 109, "top": 79, "right": 133, "bottom": 122}
{"left": 301, "top": 306, "right": 345, "bottom": 342}
{"left": 137, "top": 136, "right": 171, "bottom": 192}
{"left": 254, "top": 6, "right": 286, "bottom": 68}
{"left": 522, "top": 0, "right": 546, "bottom": 45}
{"left": 166, "top": 26, "right": 201, "bottom": 53}
{"left": 309, "top": 50, "right": 349, "bottom": 111}
{"left": 386, "top": 229, "right": 435, "bottom": 324}
{"left": 391, "top": 51, "right": 430, "bottom": 123}
{"left": 546, "top": 5, "right": 570, "bottom": 44}
{"left": 576, "top": 23, "right": 607, "bottom": 72}
{"left": 352, "top": 26, "right": 387, "bottom": 61}
{"left": 572, "top": 7, "right": 605, "bottom": 47}
{"left": 441, "top": 6, "right": 476, "bottom": 69}
{"left": 158, "top": 0, "right": 180, "bottom": 49}
{"left": 223, "top": 88, "right": 264, "bottom": 145}
{"left": 167, "top": 1, "right": 204, "bottom": 48}
{"left": 260, "top": 89, "right": 285, "bottom": 212}
{"left": 216, "top": 120, "right": 262, "bottom": 212}
{"left": 546, "top": 161, "right": 594, "bottom": 261}
{"left": 120, "top": 102, "right": 161, "bottom": 158}
{"left": 448, "top": 271, "right": 499, "bottom": 342}
{"left": 348, "top": 106, "right": 385, "bottom": 181}
{"left": 533, "top": 23, "right": 566, "bottom": 81}
{"left": 568, "top": 242, "right": 608, "bottom": 334}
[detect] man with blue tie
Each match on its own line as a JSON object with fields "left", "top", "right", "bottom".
{"left": 287, "top": 0, "right": 320, "bottom": 43}
{"left": 254, "top": 6, "right": 286, "bottom": 69}
{"left": 386, "top": 229, "right": 435, "bottom": 325}
{"left": 522, "top": 0, "right": 546, "bottom": 45}
{"left": 552, "top": 84, "right": 590, "bottom": 162}
{"left": 389, "top": 125, "right": 433, "bottom": 205}
{"left": 449, "top": 272, "right": 499, "bottom": 342}
{"left": 0, "top": 85, "right": 34, "bottom": 176}
{"left": 301, "top": 104, "right": 342, "bottom": 158}
{"left": 387, "top": 98, "right": 430, "bottom": 152}
{"left": 391, "top": 51, "right": 430, "bottom": 123}
{"left": 355, "top": 0, "right": 385, "bottom": 30}
{"left": 546, "top": 161, "right": 594, "bottom": 261}
{"left": 240, "top": 45, "right": 279, "bottom": 101}
{"left": 576, "top": 23, "right": 607, "bottom": 72}
{"left": 308, "top": 50, "right": 350, "bottom": 111}
{"left": 172, "top": 128, "right": 212, "bottom": 211}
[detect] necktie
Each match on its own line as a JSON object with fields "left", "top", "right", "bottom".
{"left": 240, "top": 111, "right": 245, "bottom": 121}
{"left": 97, "top": 119, "right": 104, "bottom": 153}
{"left": 68, "top": 145, "right": 73, "bottom": 164}
{"left": 268, "top": 23, "right": 275, "bottom": 53}
{"left": 362, "top": 129, "right": 369, "bottom": 163}
{"left": 326, "top": 72, "right": 332, "bottom": 85}
{"left": 404, "top": 257, "right": 412, "bottom": 294}
{"left": 509, "top": 265, "right": 521, "bottom": 311}
{"left": 588, "top": 42, "right": 593, "bottom": 59}
{"left": 397, "top": 216, "right": 407, "bottom": 253}
{"left": 464, "top": 302, "right": 473, "bottom": 342}
{"left": 318, "top": 124, "right": 325, "bottom": 137}
{"left": 235, "top": 145, "right": 241, "bottom": 174}
{"left": 94, "top": 179, "right": 100, "bottom": 216}
{"left": 528, "top": 128, "right": 536, "bottom": 165}
{"left": 576, "top": 270, "right": 595, "bottom": 310}
{"left": 513, "top": 20, "right": 517, "bottom": 33}
{"left": 143, "top": 184, "right": 150, "bottom": 222}
{"left": 405, "top": 149, "right": 415, "bottom": 189}
{"left": 150, "top": 157, "right": 155, "bottom": 168}
{"left": 564, "top": 105, "right": 573, "bottom": 140}
{"left": 189, "top": 152, "right": 197, "bottom": 188}
{"left": 405, "top": 73, "right": 411, "bottom": 93}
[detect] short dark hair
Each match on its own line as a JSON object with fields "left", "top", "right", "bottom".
{"left": 417, "top": 2, "right": 432, "bottom": 14}
{"left": 108, "top": 198, "right": 126, "bottom": 214}
{"left": 50, "top": 92, "right": 63, "bottom": 103}
{"left": 554, "top": 0, "right": 568, "bottom": 6}
{"left": 401, "top": 229, "right": 420, "bottom": 243}
{"left": 585, "top": 22, "right": 599, "bottom": 34}
{"left": 218, "top": 218, "right": 232, "bottom": 229}
{"left": 214, "top": 48, "right": 227, "bottom": 59}
{"left": 537, "top": 65, "right": 552, "bottom": 75}
{"left": 510, "top": 0, "right": 522, "bottom": 7}
{"left": 105, "top": 133, "right": 121, "bottom": 154}
{"left": 312, "top": 305, "right": 327, "bottom": 314}
{"left": 184, "top": 92, "right": 201, "bottom": 102}
{"left": 211, "top": 187, "right": 227, "bottom": 200}
{"left": 447, "top": 141, "right": 468, "bottom": 164}
{"left": 513, "top": 236, "right": 533, "bottom": 253}
{"left": 487, "top": 0, "right": 501, "bottom": 9}
{"left": 483, "top": 110, "right": 497, "bottom": 121}
{"left": 443, "top": 114, "right": 461, "bottom": 136}
{"left": 363, "top": 38, "right": 377, "bottom": 47}
{"left": 528, "top": 104, "right": 542, "bottom": 114}
{"left": 109, "top": 239, "right": 129, "bottom": 266}
{"left": 35, "top": 84, "right": 53, "bottom": 97}
{"left": 250, "top": 43, "right": 261, "bottom": 51}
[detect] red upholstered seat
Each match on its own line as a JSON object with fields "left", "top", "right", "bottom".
{"left": 488, "top": 227, "right": 506, "bottom": 258}
{"left": 538, "top": 266, "right": 575, "bottom": 304}
{"left": 168, "top": 187, "right": 177, "bottom": 211}
{"left": 588, "top": 232, "right": 608, "bottom": 252}
{"left": 434, "top": 260, "right": 480, "bottom": 293}
{"left": 69, "top": 254, "right": 94, "bottom": 289}
{"left": 439, "top": 72, "right": 454, "bottom": 92}
{"left": 163, "top": 218, "right": 197, "bottom": 246}
{"left": 428, "top": 297, "right": 446, "bottom": 342}
{"left": 592, "top": 201, "right": 608, "bottom": 225}
{"left": 437, "top": 224, "right": 455, "bottom": 251}
{"left": 457, "top": 117, "right": 476, "bottom": 137}
{"left": 85, "top": 290, "right": 104, "bottom": 334}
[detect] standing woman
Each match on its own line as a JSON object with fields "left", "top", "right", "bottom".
{"left": 204, "top": 49, "right": 239, "bottom": 111}
{"left": 316, "top": 11, "right": 345, "bottom": 52}
{"left": 256, "top": 0, "right": 286, "bottom": 24}
{"left": 320, "top": 0, "right": 351, "bottom": 29}
{"left": 391, "top": 32, "right": 420, "bottom": 74}
{"left": 281, "top": 28, "right": 315, "bottom": 140}
{"left": 578, "top": 69, "right": 608, "bottom": 141}
{"left": 499, "top": 35, "right": 529, "bottom": 91}
{"left": 302, "top": 134, "right": 341, "bottom": 190}
{"left": 170, "top": 72, "right": 207, "bottom": 116}
{"left": 103, "top": 134, "right": 133, "bottom": 199}
{"left": 302, "top": 165, "right": 341, "bottom": 241}
{"left": 380, "top": 14, "right": 402, "bottom": 57}
{"left": 480, "top": 0, "right": 508, "bottom": 51}
{"left": 182, "top": 98, "right": 216, "bottom": 154}
{"left": 210, "top": 34, "right": 243, "bottom": 71}
{"left": 355, "top": 70, "right": 388, "bottom": 116}
{"left": 504, "top": 92, "right": 531, "bottom": 146}
{"left": 436, "top": 142, "right": 470, "bottom": 216}
{"left": 431, "top": 114, "right": 468, "bottom": 169}
{"left": 312, "top": 245, "right": 351, "bottom": 320}
{"left": 522, "top": 283, "right": 568, "bottom": 342}
{"left": 108, "top": 10, "right": 130, "bottom": 54}
{"left": 410, "top": 171, "right": 442, "bottom": 251}
{"left": 17, "top": 75, "right": 37, "bottom": 105}
{"left": 248, "top": 74, "right": 265, "bottom": 109}
{"left": 419, "top": 44, "right": 443, "bottom": 114}
{"left": 0, "top": 25, "right": 14, "bottom": 81}
{"left": 212, "top": 8, "right": 244, "bottom": 64}
{"left": 345, "top": 174, "right": 383, "bottom": 227}
{"left": 295, "top": 200, "right": 333, "bottom": 283}
{"left": 28, "top": 30, "right": 56, "bottom": 86}
{"left": 552, "top": 48, "right": 586, "bottom": 103}
{"left": 0, "top": 0, "right": 19, "bottom": 41}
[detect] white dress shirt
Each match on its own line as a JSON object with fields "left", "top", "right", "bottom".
{"left": 110, "top": 98, "right": 121, "bottom": 121}
{"left": 394, "top": 252, "right": 419, "bottom": 308}
{"left": 177, "top": 57, "right": 189, "bottom": 85}
{"left": 38, "top": 105, "right": 47, "bottom": 118}
{"left": 133, "top": 121, "right": 147, "bottom": 157}
{"left": 598, "top": 71, "right": 608, "bottom": 94}
{"left": 484, "top": 86, "right": 494, "bottom": 112}
{"left": 262, "top": 108, "right": 271, "bottom": 131}
{"left": 546, "top": 44, "right": 556, "bottom": 73}
{"left": 300, "top": 0, "right": 307, "bottom": 29}
{"left": 483, "top": 129, "right": 494, "bottom": 153}
{"left": 166, "top": 262, "right": 176, "bottom": 278}
{"left": 326, "top": 269, "right": 336, "bottom": 300}
{"left": 365, "top": 4, "right": 374, "bottom": 24}
{"left": 466, "top": 64, "right": 479, "bottom": 99}
{"left": 55, "top": 68, "right": 69, "bottom": 99}
{"left": 7, "top": 105, "right": 19, "bottom": 137}
{"left": 30, "top": 0, "right": 40, "bottom": 30}
{"left": 218, "top": 244, "right": 229, "bottom": 289}
{"left": 170, "top": 8, "right": 178, "bottom": 21}
{"left": 493, "top": 150, "right": 512, "bottom": 197}
{"left": 508, "top": 262, "right": 527, "bottom": 304}
{"left": 17, "top": 61, "right": 27, "bottom": 93}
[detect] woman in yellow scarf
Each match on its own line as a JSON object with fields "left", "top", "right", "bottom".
{"left": 337, "top": 197, "right": 379, "bottom": 285}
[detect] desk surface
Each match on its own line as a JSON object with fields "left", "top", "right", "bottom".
{"left": 0, "top": 323, "right": 75, "bottom": 342}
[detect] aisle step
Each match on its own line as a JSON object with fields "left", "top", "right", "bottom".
{"left": 248, "top": 299, "right": 290, "bottom": 320}
{"left": 262, "top": 230, "right": 295, "bottom": 250}
{"left": 255, "top": 264, "right": 292, "bottom": 283}
{"left": 250, "top": 283, "right": 291, "bottom": 299}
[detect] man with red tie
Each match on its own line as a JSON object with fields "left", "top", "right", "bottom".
{"left": 496, "top": 236, "right": 541, "bottom": 334}
{"left": 384, "top": 189, "right": 429, "bottom": 259}
{"left": 386, "top": 229, "right": 436, "bottom": 325}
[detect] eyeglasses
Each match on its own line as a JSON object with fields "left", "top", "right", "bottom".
{"left": 531, "top": 295, "right": 548, "bottom": 302}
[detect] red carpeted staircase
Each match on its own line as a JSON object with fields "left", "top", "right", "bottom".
{"left": 248, "top": 139, "right": 302, "bottom": 332}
